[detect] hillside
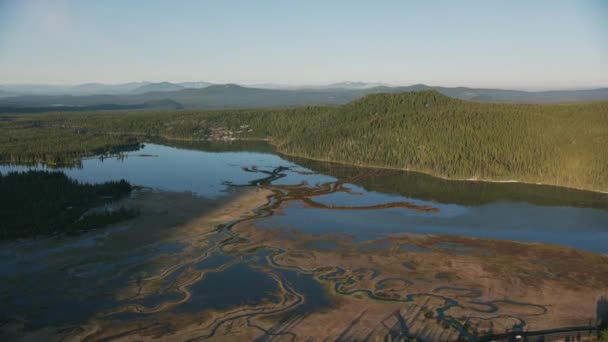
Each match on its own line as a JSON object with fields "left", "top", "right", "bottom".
{"left": 194, "top": 91, "right": 607, "bottom": 191}
{"left": 1, "top": 91, "right": 607, "bottom": 191}
{"left": 424, "top": 85, "right": 608, "bottom": 103}
{"left": 264, "top": 91, "right": 608, "bottom": 191}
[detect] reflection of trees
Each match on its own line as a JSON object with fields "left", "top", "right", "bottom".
{"left": 283, "top": 154, "right": 608, "bottom": 211}
{"left": 230, "top": 166, "right": 440, "bottom": 213}
{"left": 599, "top": 296, "right": 608, "bottom": 328}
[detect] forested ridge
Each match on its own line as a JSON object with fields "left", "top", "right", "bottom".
{"left": 1, "top": 91, "right": 607, "bottom": 191}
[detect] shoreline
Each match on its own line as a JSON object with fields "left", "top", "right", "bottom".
{"left": 146, "top": 135, "right": 608, "bottom": 195}
{"left": 2, "top": 135, "right": 606, "bottom": 195}
{"left": 3, "top": 172, "right": 606, "bottom": 340}
{"left": 265, "top": 141, "right": 608, "bottom": 195}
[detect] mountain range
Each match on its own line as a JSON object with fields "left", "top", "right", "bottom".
{"left": 0, "top": 81, "right": 215, "bottom": 97}
{"left": 0, "top": 82, "right": 607, "bottom": 114}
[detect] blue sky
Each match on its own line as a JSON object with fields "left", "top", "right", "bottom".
{"left": 0, "top": 0, "right": 606, "bottom": 89}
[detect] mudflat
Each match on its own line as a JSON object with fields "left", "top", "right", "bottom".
{"left": 0, "top": 188, "right": 273, "bottom": 341}
{"left": 2, "top": 166, "right": 607, "bottom": 341}
{"left": 18, "top": 185, "right": 602, "bottom": 341}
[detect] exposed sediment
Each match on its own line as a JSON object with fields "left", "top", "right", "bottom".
{"left": 3, "top": 167, "right": 607, "bottom": 342}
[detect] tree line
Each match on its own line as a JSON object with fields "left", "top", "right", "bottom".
{"left": 0, "top": 170, "right": 138, "bottom": 239}
{"left": 1, "top": 90, "right": 607, "bottom": 191}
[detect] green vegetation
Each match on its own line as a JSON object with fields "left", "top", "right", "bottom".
{"left": 282, "top": 155, "right": 608, "bottom": 210}
{"left": 261, "top": 92, "right": 608, "bottom": 192}
{"left": 600, "top": 329, "right": 608, "bottom": 342}
{"left": 1, "top": 91, "right": 607, "bottom": 191}
{"left": 0, "top": 116, "right": 141, "bottom": 165}
{"left": 0, "top": 170, "right": 138, "bottom": 240}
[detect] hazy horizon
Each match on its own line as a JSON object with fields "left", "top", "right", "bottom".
{"left": 1, "top": 0, "right": 607, "bottom": 90}
{"left": 1, "top": 80, "right": 607, "bottom": 92}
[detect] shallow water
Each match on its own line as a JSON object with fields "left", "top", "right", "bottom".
{"left": 1, "top": 142, "right": 607, "bottom": 251}
{"left": 0, "top": 143, "right": 335, "bottom": 199}
{"left": 1, "top": 141, "right": 607, "bottom": 339}
{"left": 256, "top": 200, "right": 608, "bottom": 252}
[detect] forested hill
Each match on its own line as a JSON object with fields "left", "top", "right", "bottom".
{"left": 234, "top": 91, "right": 608, "bottom": 191}
{"left": 1, "top": 91, "right": 607, "bottom": 192}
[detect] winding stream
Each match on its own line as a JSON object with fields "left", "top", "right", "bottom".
{"left": 1, "top": 142, "right": 607, "bottom": 341}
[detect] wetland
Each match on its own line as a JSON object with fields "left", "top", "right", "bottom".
{"left": 1, "top": 142, "right": 607, "bottom": 341}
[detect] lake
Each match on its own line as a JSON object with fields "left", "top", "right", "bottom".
{"left": 1, "top": 141, "right": 607, "bottom": 340}
{"left": 2, "top": 142, "right": 606, "bottom": 253}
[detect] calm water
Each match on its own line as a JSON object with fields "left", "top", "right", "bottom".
{"left": 1, "top": 141, "right": 608, "bottom": 338}
{"left": 1, "top": 142, "right": 607, "bottom": 252}
{"left": 0, "top": 143, "right": 335, "bottom": 199}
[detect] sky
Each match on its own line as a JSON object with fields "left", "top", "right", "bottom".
{"left": 0, "top": 0, "right": 607, "bottom": 90}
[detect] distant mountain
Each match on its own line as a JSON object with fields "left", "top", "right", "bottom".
{"left": 410, "top": 85, "right": 608, "bottom": 103}
{"left": 0, "top": 82, "right": 150, "bottom": 96}
{"left": 0, "top": 99, "right": 182, "bottom": 114}
{"left": 69, "top": 82, "right": 149, "bottom": 95}
{"left": 0, "top": 83, "right": 607, "bottom": 114}
{"left": 177, "top": 81, "right": 213, "bottom": 89}
{"left": 145, "top": 83, "right": 380, "bottom": 108}
{"left": 246, "top": 83, "right": 314, "bottom": 90}
{"left": 131, "top": 82, "right": 185, "bottom": 94}
{"left": 0, "top": 89, "right": 15, "bottom": 98}
{"left": 248, "top": 81, "right": 387, "bottom": 90}
{"left": 0, "top": 84, "right": 74, "bottom": 96}
{"left": 0, "top": 83, "right": 376, "bottom": 112}
{"left": 0, "top": 81, "right": 217, "bottom": 97}
{"left": 325, "top": 81, "right": 387, "bottom": 89}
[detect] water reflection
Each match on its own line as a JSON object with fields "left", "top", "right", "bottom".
{"left": 1, "top": 141, "right": 607, "bottom": 340}
{"left": 1, "top": 141, "right": 607, "bottom": 252}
